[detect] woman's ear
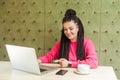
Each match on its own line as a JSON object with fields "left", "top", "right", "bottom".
{"left": 76, "top": 25, "right": 79, "bottom": 31}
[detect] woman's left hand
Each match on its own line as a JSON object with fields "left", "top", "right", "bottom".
{"left": 59, "top": 58, "right": 69, "bottom": 68}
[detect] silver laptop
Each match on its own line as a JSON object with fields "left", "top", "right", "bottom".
{"left": 5, "top": 44, "right": 57, "bottom": 75}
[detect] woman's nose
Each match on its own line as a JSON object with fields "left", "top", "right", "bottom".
{"left": 66, "top": 29, "right": 70, "bottom": 34}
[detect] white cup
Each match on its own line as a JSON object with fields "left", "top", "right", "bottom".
{"left": 77, "top": 64, "right": 90, "bottom": 74}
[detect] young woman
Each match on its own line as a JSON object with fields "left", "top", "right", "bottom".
{"left": 38, "top": 9, "right": 98, "bottom": 69}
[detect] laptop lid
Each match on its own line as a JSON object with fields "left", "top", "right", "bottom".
{"left": 5, "top": 44, "right": 41, "bottom": 75}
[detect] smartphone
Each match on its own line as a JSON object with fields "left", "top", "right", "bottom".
{"left": 56, "top": 70, "right": 68, "bottom": 75}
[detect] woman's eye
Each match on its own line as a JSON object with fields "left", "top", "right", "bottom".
{"left": 70, "top": 28, "right": 73, "bottom": 30}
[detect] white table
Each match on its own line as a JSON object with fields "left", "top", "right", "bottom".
{"left": 0, "top": 61, "right": 118, "bottom": 80}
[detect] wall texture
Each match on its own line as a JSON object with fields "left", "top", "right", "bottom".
{"left": 0, "top": 0, "right": 120, "bottom": 79}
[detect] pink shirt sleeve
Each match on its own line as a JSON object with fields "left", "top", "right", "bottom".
{"left": 71, "top": 39, "right": 98, "bottom": 69}
{"left": 38, "top": 41, "right": 60, "bottom": 63}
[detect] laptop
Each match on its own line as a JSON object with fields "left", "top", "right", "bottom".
{"left": 5, "top": 44, "right": 58, "bottom": 75}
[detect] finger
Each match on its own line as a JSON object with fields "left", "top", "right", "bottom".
{"left": 59, "top": 59, "right": 66, "bottom": 62}
{"left": 59, "top": 58, "right": 66, "bottom": 60}
{"left": 38, "top": 59, "right": 41, "bottom": 64}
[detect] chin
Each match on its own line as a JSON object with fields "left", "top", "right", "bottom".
{"left": 67, "top": 36, "right": 74, "bottom": 40}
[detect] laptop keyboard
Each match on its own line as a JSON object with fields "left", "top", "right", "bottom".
{"left": 40, "top": 68, "right": 47, "bottom": 72}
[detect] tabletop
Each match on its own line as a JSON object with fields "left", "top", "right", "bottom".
{"left": 0, "top": 61, "right": 118, "bottom": 80}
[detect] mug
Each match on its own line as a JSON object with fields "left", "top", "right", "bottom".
{"left": 77, "top": 64, "right": 90, "bottom": 74}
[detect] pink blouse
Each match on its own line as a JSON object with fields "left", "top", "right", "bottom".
{"left": 38, "top": 38, "right": 98, "bottom": 69}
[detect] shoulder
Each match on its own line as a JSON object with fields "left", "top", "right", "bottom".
{"left": 84, "top": 37, "right": 95, "bottom": 46}
{"left": 56, "top": 41, "right": 61, "bottom": 44}
{"left": 84, "top": 37, "right": 92, "bottom": 42}
{"left": 54, "top": 41, "right": 61, "bottom": 46}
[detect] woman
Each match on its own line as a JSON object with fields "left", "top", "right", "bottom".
{"left": 38, "top": 9, "right": 98, "bottom": 69}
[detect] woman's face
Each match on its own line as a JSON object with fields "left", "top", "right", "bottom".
{"left": 63, "top": 21, "right": 79, "bottom": 42}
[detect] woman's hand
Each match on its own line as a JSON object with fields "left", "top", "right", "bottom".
{"left": 38, "top": 59, "right": 42, "bottom": 64}
{"left": 59, "top": 58, "right": 69, "bottom": 68}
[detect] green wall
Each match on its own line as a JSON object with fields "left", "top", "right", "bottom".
{"left": 0, "top": 0, "right": 120, "bottom": 79}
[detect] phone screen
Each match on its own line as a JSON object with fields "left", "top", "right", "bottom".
{"left": 56, "top": 70, "right": 68, "bottom": 75}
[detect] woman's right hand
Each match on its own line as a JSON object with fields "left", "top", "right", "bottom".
{"left": 38, "top": 59, "right": 42, "bottom": 64}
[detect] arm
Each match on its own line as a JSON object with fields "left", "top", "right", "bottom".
{"left": 38, "top": 41, "right": 60, "bottom": 63}
{"left": 71, "top": 39, "right": 98, "bottom": 69}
